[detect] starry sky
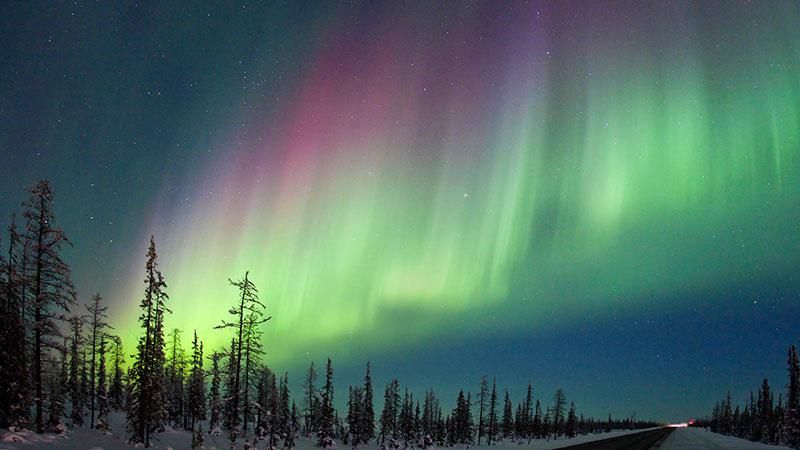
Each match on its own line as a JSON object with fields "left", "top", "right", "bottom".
{"left": 1, "top": 1, "right": 799, "bottom": 422}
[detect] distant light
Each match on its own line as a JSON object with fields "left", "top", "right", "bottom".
{"left": 668, "top": 422, "right": 689, "bottom": 428}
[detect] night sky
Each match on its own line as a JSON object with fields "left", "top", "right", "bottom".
{"left": 2, "top": 1, "right": 799, "bottom": 422}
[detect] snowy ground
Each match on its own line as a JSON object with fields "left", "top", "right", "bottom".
{"left": 8, "top": 420, "right": 790, "bottom": 450}
{"left": 1, "top": 415, "right": 661, "bottom": 450}
{"left": 660, "top": 427, "right": 792, "bottom": 450}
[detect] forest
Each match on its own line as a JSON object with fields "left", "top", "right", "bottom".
{"left": 0, "top": 180, "right": 661, "bottom": 449}
{"left": 1, "top": 180, "right": 795, "bottom": 450}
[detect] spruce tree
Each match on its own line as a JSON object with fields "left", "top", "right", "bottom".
{"left": 785, "top": 345, "right": 800, "bottom": 447}
{"left": 127, "top": 236, "right": 170, "bottom": 447}
{"left": 532, "top": 400, "right": 542, "bottom": 438}
{"left": 565, "top": 402, "right": 577, "bottom": 438}
{"left": 487, "top": 377, "right": 498, "bottom": 444}
{"left": 280, "top": 372, "right": 292, "bottom": 439}
{"left": 267, "top": 368, "right": 280, "bottom": 449}
{"left": 47, "top": 359, "right": 66, "bottom": 434}
{"left": 208, "top": 351, "right": 223, "bottom": 435}
{"left": 317, "top": 358, "right": 336, "bottom": 448}
{"left": 166, "top": 327, "right": 186, "bottom": 428}
{"left": 347, "top": 385, "right": 364, "bottom": 447}
{"left": 108, "top": 335, "right": 125, "bottom": 410}
{"left": 523, "top": 382, "right": 533, "bottom": 441}
{"left": 23, "top": 180, "right": 77, "bottom": 433}
{"left": 0, "top": 215, "right": 30, "bottom": 429}
{"left": 68, "top": 315, "right": 85, "bottom": 427}
{"left": 398, "top": 388, "right": 414, "bottom": 446}
{"left": 223, "top": 338, "right": 239, "bottom": 440}
{"left": 188, "top": 331, "right": 206, "bottom": 438}
{"left": 285, "top": 401, "right": 299, "bottom": 449}
{"left": 379, "top": 378, "right": 400, "bottom": 447}
{"left": 757, "top": 378, "right": 774, "bottom": 443}
{"left": 303, "top": 361, "right": 318, "bottom": 436}
{"left": 476, "top": 376, "right": 488, "bottom": 445}
{"left": 501, "top": 389, "right": 513, "bottom": 440}
{"left": 85, "top": 292, "right": 110, "bottom": 429}
{"left": 361, "top": 362, "right": 375, "bottom": 443}
{"left": 552, "top": 388, "right": 567, "bottom": 439}
{"left": 96, "top": 335, "right": 110, "bottom": 432}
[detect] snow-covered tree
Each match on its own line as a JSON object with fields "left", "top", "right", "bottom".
{"left": 208, "top": 351, "right": 223, "bottom": 435}
{"left": 166, "top": 327, "right": 186, "bottom": 428}
{"left": 85, "top": 292, "right": 110, "bottom": 429}
{"left": 317, "top": 358, "right": 336, "bottom": 447}
{"left": 552, "top": 388, "right": 567, "bottom": 439}
{"left": 68, "top": 315, "right": 85, "bottom": 427}
{"left": 379, "top": 378, "right": 400, "bottom": 447}
{"left": 784, "top": 345, "right": 800, "bottom": 448}
{"left": 188, "top": 331, "right": 206, "bottom": 437}
{"left": 223, "top": 338, "right": 239, "bottom": 441}
{"left": 108, "top": 335, "right": 125, "bottom": 410}
{"left": 303, "top": 361, "right": 319, "bottom": 436}
{"left": 487, "top": 377, "right": 498, "bottom": 444}
{"left": 476, "top": 376, "right": 488, "bottom": 445}
{"left": 501, "top": 389, "right": 513, "bottom": 439}
{"left": 127, "top": 236, "right": 170, "bottom": 447}
{"left": 216, "top": 270, "right": 269, "bottom": 446}
{"left": 0, "top": 215, "right": 30, "bottom": 429}
{"left": 361, "top": 362, "right": 375, "bottom": 443}
{"left": 23, "top": 180, "right": 77, "bottom": 433}
{"left": 347, "top": 385, "right": 364, "bottom": 447}
{"left": 47, "top": 359, "right": 66, "bottom": 434}
{"left": 96, "top": 335, "right": 110, "bottom": 432}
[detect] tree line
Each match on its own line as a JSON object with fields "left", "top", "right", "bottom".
{"left": 701, "top": 344, "right": 800, "bottom": 449}
{"left": 0, "top": 180, "right": 660, "bottom": 449}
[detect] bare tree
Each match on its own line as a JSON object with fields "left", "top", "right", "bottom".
{"left": 23, "top": 181, "right": 76, "bottom": 433}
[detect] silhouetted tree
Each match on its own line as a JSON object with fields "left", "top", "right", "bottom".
{"left": 476, "top": 376, "right": 488, "bottom": 445}
{"left": 362, "top": 362, "right": 375, "bottom": 443}
{"left": 317, "top": 358, "right": 336, "bottom": 447}
{"left": 23, "top": 180, "right": 77, "bottom": 433}
{"left": 0, "top": 215, "right": 30, "bottom": 429}
{"left": 68, "top": 315, "right": 85, "bottom": 427}
{"left": 785, "top": 345, "right": 800, "bottom": 447}
{"left": 86, "top": 292, "right": 110, "bottom": 429}
{"left": 126, "top": 236, "right": 170, "bottom": 447}
{"left": 552, "top": 388, "right": 567, "bottom": 439}
{"left": 487, "top": 377, "right": 498, "bottom": 444}
{"left": 108, "top": 335, "right": 125, "bottom": 410}
{"left": 379, "top": 378, "right": 400, "bottom": 447}
{"left": 215, "top": 270, "right": 268, "bottom": 445}
{"left": 188, "top": 331, "right": 205, "bottom": 441}
{"left": 166, "top": 327, "right": 186, "bottom": 428}
{"left": 566, "top": 402, "right": 577, "bottom": 438}
{"left": 96, "top": 335, "right": 110, "bottom": 432}
{"left": 208, "top": 351, "right": 223, "bottom": 435}
{"left": 303, "top": 361, "right": 319, "bottom": 436}
{"left": 501, "top": 388, "right": 513, "bottom": 440}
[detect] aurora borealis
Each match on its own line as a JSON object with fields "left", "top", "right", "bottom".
{"left": 1, "top": 0, "right": 799, "bottom": 421}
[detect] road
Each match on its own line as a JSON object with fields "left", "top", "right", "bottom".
{"left": 553, "top": 427, "right": 674, "bottom": 449}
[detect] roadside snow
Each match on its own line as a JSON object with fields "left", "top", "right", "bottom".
{"left": 1, "top": 415, "right": 658, "bottom": 450}
{"left": 660, "top": 427, "right": 792, "bottom": 450}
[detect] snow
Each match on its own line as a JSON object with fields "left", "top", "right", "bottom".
{"left": 660, "top": 427, "right": 792, "bottom": 450}
{"left": 0, "top": 418, "right": 659, "bottom": 450}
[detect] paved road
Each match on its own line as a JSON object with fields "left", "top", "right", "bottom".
{"left": 553, "top": 427, "right": 674, "bottom": 449}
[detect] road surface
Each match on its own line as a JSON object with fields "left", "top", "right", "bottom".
{"left": 554, "top": 427, "right": 792, "bottom": 449}
{"left": 553, "top": 427, "right": 674, "bottom": 449}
